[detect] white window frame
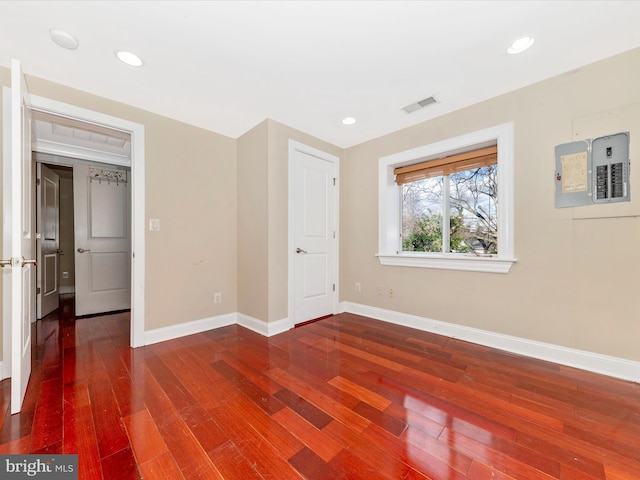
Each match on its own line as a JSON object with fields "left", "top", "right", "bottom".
{"left": 377, "top": 122, "right": 516, "bottom": 273}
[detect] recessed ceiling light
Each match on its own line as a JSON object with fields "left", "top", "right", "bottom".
{"left": 342, "top": 117, "right": 356, "bottom": 125}
{"left": 50, "top": 28, "right": 79, "bottom": 50}
{"left": 507, "top": 36, "right": 535, "bottom": 55}
{"left": 116, "top": 50, "right": 144, "bottom": 67}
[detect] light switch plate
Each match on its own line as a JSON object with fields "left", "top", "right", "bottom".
{"left": 149, "top": 218, "right": 160, "bottom": 231}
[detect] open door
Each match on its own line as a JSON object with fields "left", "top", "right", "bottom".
{"left": 2, "top": 59, "right": 35, "bottom": 414}
{"left": 36, "top": 163, "right": 60, "bottom": 319}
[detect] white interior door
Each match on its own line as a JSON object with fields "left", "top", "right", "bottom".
{"left": 36, "top": 163, "right": 60, "bottom": 319}
{"left": 291, "top": 145, "right": 338, "bottom": 325}
{"left": 74, "top": 164, "right": 131, "bottom": 316}
{"left": 2, "top": 59, "right": 35, "bottom": 414}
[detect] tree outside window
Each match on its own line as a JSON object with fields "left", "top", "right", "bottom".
{"left": 401, "top": 164, "right": 497, "bottom": 255}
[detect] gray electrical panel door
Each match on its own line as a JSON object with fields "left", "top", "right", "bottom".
{"left": 555, "top": 140, "right": 590, "bottom": 208}
{"left": 555, "top": 132, "right": 629, "bottom": 208}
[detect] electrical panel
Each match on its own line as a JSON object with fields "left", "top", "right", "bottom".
{"left": 555, "top": 132, "right": 629, "bottom": 208}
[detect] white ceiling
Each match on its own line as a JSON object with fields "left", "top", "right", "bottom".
{"left": 1, "top": 1, "right": 639, "bottom": 148}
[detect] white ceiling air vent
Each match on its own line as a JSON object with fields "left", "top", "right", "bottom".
{"left": 403, "top": 96, "right": 437, "bottom": 113}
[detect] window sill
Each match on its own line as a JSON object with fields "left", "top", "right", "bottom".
{"left": 376, "top": 253, "right": 516, "bottom": 273}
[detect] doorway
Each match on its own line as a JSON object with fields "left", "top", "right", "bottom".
{"left": 3, "top": 91, "right": 146, "bottom": 378}
{"left": 36, "top": 160, "right": 132, "bottom": 320}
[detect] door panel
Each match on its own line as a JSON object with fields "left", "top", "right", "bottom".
{"left": 37, "top": 163, "right": 60, "bottom": 319}
{"left": 292, "top": 147, "right": 337, "bottom": 324}
{"left": 90, "top": 252, "right": 129, "bottom": 291}
{"left": 43, "top": 254, "right": 57, "bottom": 293}
{"left": 302, "top": 254, "right": 328, "bottom": 298}
{"left": 74, "top": 164, "right": 131, "bottom": 316}
{"left": 90, "top": 180, "right": 126, "bottom": 238}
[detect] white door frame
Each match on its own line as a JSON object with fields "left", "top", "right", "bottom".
{"left": 287, "top": 140, "right": 339, "bottom": 328}
{"left": 2, "top": 93, "right": 145, "bottom": 370}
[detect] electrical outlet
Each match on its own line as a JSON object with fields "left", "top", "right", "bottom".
{"left": 355, "top": 282, "right": 361, "bottom": 293}
{"left": 214, "top": 292, "right": 222, "bottom": 304}
{"left": 377, "top": 285, "right": 383, "bottom": 295}
{"left": 62, "top": 271, "right": 69, "bottom": 279}
{"left": 389, "top": 288, "right": 394, "bottom": 298}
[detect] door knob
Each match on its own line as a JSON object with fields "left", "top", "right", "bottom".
{"left": 77, "top": 248, "right": 91, "bottom": 253}
{"left": 21, "top": 257, "right": 37, "bottom": 267}
{"left": 295, "top": 247, "right": 308, "bottom": 254}
{"left": 0, "top": 257, "right": 32, "bottom": 268}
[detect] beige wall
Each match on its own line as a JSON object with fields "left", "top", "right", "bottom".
{"left": 340, "top": 47, "right": 640, "bottom": 361}
{"left": 266, "top": 120, "right": 342, "bottom": 322}
{"left": 0, "top": 66, "right": 238, "bottom": 358}
{"left": 237, "top": 121, "right": 270, "bottom": 320}
{"left": 236, "top": 119, "right": 341, "bottom": 322}
{"left": 143, "top": 113, "right": 237, "bottom": 328}
{"left": 2, "top": 47, "right": 638, "bottom": 367}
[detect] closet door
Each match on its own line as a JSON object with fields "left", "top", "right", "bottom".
{"left": 74, "top": 164, "right": 131, "bottom": 316}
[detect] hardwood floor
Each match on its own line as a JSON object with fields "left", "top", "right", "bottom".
{"left": 1, "top": 296, "right": 639, "bottom": 479}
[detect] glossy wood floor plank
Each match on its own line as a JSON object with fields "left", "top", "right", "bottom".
{"left": 1, "top": 301, "right": 639, "bottom": 479}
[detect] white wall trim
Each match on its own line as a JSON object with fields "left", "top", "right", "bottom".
{"left": 27, "top": 93, "right": 146, "bottom": 348}
{"left": 32, "top": 138, "right": 130, "bottom": 167}
{"left": 2, "top": 87, "right": 13, "bottom": 384}
{"left": 145, "top": 312, "right": 292, "bottom": 346}
{"left": 58, "top": 286, "right": 75, "bottom": 295}
{"left": 145, "top": 313, "right": 236, "bottom": 346}
{"left": 342, "top": 301, "right": 640, "bottom": 383}
{"left": 237, "top": 313, "right": 291, "bottom": 337}
{"left": 0, "top": 361, "right": 7, "bottom": 381}
{"left": 378, "top": 122, "right": 516, "bottom": 273}
{"left": 376, "top": 253, "right": 515, "bottom": 273}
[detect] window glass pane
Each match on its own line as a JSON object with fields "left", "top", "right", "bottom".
{"left": 401, "top": 176, "right": 444, "bottom": 252}
{"left": 401, "top": 165, "right": 498, "bottom": 255}
{"left": 449, "top": 165, "right": 498, "bottom": 254}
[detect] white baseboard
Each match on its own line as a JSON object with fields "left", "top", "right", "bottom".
{"left": 58, "top": 286, "right": 75, "bottom": 294}
{"left": 237, "top": 313, "right": 292, "bottom": 337}
{"left": 145, "top": 313, "right": 236, "bottom": 346}
{"left": 145, "top": 312, "right": 292, "bottom": 346}
{"left": 141, "top": 303, "right": 640, "bottom": 383}
{"left": 342, "top": 301, "right": 640, "bottom": 383}
{"left": 0, "top": 361, "right": 6, "bottom": 381}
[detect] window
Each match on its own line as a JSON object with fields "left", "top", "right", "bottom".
{"left": 377, "top": 123, "right": 516, "bottom": 273}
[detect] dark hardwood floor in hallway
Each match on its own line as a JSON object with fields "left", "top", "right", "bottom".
{"left": 1, "top": 296, "right": 639, "bottom": 479}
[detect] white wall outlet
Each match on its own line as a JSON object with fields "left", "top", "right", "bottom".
{"left": 355, "top": 282, "right": 361, "bottom": 293}
{"left": 149, "top": 218, "right": 160, "bottom": 231}
{"left": 62, "top": 271, "right": 69, "bottom": 279}
{"left": 389, "top": 288, "right": 394, "bottom": 298}
{"left": 214, "top": 292, "right": 222, "bottom": 304}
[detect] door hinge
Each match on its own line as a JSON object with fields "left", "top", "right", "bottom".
{"left": 333, "top": 283, "right": 335, "bottom": 292}
{"left": 333, "top": 177, "right": 336, "bottom": 186}
{"left": 36, "top": 178, "right": 41, "bottom": 186}
{"left": 333, "top": 231, "right": 335, "bottom": 239}
{"left": 36, "top": 287, "right": 41, "bottom": 295}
